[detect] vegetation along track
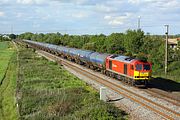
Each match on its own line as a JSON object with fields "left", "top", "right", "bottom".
{"left": 0, "top": 42, "right": 18, "bottom": 120}
{"left": 0, "top": 61, "right": 11, "bottom": 86}
{"left": 37, "top": 50, "right": 179, "bottom": 120}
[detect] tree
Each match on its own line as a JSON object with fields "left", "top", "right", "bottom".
{"left": 0, "top": 35, "right": 3, "bottom": 42}
{"left": 82, "top": 42, "right": 96, "bottom": 51}
{"left": 124, "top": 29, "right": 144, "bottom": 55}
{"left": 18, "top": 32, "right": 34, "bottom": 40}
{"left": 9, "top": 34, "right": 17, "bottom": 39}
{"left": 105, "top": 33, "right": 125, "bottom": 54}
{"left": 146, "top": 36, "right": 165, "bottom": 71}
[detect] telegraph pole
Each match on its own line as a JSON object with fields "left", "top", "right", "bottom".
{"left": 138, "top": 16, "right": 141, "bottom": 30}
{"left": 164, "top": 25, "right": 169, "bottom": 77}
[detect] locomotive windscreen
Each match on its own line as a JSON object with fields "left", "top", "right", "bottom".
{"left": 144, "top": 64, "right": 151, "bottom": 71}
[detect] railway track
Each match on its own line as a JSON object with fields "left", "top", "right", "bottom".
{"left": 36, "top": 50, "right": 180, "bottom": 120}
{"left": 144, "top": 89, "right": 180, "bottom": 107}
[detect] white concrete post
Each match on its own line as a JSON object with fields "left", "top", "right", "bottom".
{"left": 100, "top": 87, "right": 107, "bottom": 102}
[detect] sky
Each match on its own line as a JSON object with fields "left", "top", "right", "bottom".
{"left": 0, "top": 0, "right": 180, "bottom": 35}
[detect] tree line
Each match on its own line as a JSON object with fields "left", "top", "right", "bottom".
{"left": 0, "top": 34, "right": 17, "bottom": 42}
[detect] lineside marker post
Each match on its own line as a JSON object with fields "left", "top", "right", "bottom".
{"left": 100, "top": 87, "right": 107, "bottom": 102}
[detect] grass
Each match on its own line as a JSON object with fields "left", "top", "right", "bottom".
{"left": 17, "top": 47, "right": 128, "bottom": 120}
{"left": 0, "top": 41, "right": 19, "bottom": 120}
{"left": 153, "top": 61, "right": 180, "bottom": 83}
{"left": 0, "top": 41, "right": 14, "bottom": 83}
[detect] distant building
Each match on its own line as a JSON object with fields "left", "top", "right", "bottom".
{"left": 168, "top": 38, "right": 179, "bottom": 49}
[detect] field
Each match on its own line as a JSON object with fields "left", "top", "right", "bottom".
{"left": 0, "top": 41, "right": 18, "bottom": 120}
{"left": 17, "top": 46, "right": 128, "bottom": 119}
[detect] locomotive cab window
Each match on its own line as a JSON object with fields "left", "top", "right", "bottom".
{"left": 144, "top": 64, "right": 150, "bottom": 71}
{"left": 135, "top": 64, "right": 142, "bottom": 71}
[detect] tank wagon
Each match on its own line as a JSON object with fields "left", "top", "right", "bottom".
{"left": 22, "top": 39, "right": 152, "bottom": 86}
{"left": 89, "top": 52, "right": 110, "bottom": 70}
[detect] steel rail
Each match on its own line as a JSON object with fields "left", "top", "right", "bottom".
{"left": 145, "top": 89, "right": 180, "bottom": 107}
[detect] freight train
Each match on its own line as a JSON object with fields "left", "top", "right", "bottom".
{"left": 22, "top": 39, "right": 152, "bottom": 86}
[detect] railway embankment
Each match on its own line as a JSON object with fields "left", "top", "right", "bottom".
{"left": 16, "top": 45, "right": 128, "bottom": 119}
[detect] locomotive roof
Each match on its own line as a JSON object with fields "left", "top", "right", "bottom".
{"left": 113, "top": 55, "right": 135, "bottom": 63}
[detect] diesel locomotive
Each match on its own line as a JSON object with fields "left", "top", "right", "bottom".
{"left": 22, "top": 39, "right": 152, "bottom": 86}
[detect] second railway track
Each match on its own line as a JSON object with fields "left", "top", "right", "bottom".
{"left": 144, "top": 88, "right": 180, "bottom": 107}
{"left": 36, "top": 50, "right": 180, "bottom": 120}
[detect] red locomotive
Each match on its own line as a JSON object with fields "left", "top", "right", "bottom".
{"left": 106, "top": 55, "right": 152, "bottom": 85}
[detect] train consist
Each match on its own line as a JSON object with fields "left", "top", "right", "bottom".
{"left": 22, "top": 39, "right": 152, "bottom": 86}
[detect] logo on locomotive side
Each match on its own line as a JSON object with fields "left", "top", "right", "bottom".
{"left": 112, "top": 64, "right": 117, "bottom": 68}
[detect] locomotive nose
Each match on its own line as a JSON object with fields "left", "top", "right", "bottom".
{"left": 134, "top": 63, "right": 152, "bottom": 80}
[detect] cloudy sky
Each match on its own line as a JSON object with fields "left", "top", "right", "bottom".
{"left": 0, "top": 0, "right": 180, "bottom": 35}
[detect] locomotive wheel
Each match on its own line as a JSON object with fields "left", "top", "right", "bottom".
{"left": 105, "top": 71, "right": 109, "bottom": 76}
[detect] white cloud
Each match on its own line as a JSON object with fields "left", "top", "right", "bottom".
{"left": 71, "top": 12, "right": 88, "bottom": 18}
{"left": 17, "top": 0, "right": 33, "bottom": 4}
{"left": 104, "top": 15, "right": 111, "bottom": 20}
{"left": 74, "top": 0, "right": 88, "bottom": 5}
{"left": 17, "top": 0, "right": 46, "bottom": 5}
{"left": 104, "top": 13, "right": 132, "bottom": 26}
{"left": 128, "top": 0, "right": 159, "bottom": 4}
{"left": 159, "top": 0, "right": 180, "bottom": 8}
{"left": 128, "top": 0, "right": 141, "bottom": 4}
{"left": 96, "top": 4, "right": 117, "bottom": 13}
{"left": 128, "top": 0, "right": 180, "bottom": 8}
{"left": 51, "top": 0, "right": 102, "bottom": 5}
{"left": 0, "top": 11, "right": 5, "bottom": 17}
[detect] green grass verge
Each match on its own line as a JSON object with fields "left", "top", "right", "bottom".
{"left": 17, "top": 47, "right": 128, "bottom": 120}
{"left": 0, "top": 42, "right": 19, "bottom": 120}
{"left": 0, "top": 41, "right": 14, "bottom": 83}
